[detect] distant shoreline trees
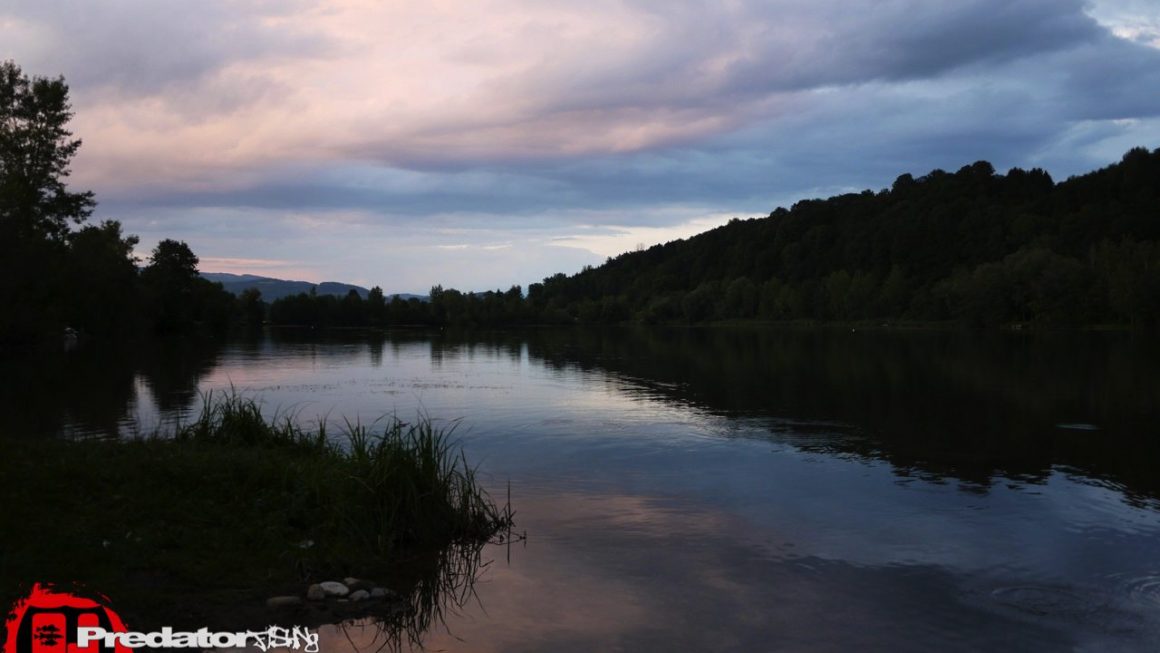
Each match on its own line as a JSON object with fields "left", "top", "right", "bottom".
{"left": 267, "top": 284, "right": 530, "bottom": 328}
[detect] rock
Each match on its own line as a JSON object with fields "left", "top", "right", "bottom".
{"left": 369, "top": 587, "right": 394, "bottom": 599}
{"left": 318, "top": 581, "right": 349, "bottom": 597}
{"left": 266, "top": 596, "right": 302, "bottom": 608}
{"left": 349, "top": 590, "right": 370, "bottom": 602}
{"left": 306, "top": 584, "right": 326, "bottom": 601}
{"left": 344, "top": 577, "right": 374, "bottom": 592}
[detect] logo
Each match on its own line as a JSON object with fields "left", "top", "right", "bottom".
{"left": 5, "top": 584, "right": 319, "bottom": 653}
{"left": 3, "top": 583, "right": 131, "bottom": 653}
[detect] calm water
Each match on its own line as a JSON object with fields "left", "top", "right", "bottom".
{"left": 5, "top": 327, "right": 1160, "bottom": 651}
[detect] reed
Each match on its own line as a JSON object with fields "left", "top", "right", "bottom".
{"left": 171, "top": 390, "right": 511, "bottom": 555}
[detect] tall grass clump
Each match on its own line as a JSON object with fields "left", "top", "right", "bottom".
{"left": 174, "top": 389, "right": 326, "bottom": 451}
{"left": 172, "top": 390, "right": 511, "bottom": 557}
{"left": 341, "top": 417, "right": 506, "bottom": 551}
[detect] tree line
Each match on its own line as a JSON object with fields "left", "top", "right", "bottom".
{"left": 266, "top": 285, "right": 530, "bottom": 328}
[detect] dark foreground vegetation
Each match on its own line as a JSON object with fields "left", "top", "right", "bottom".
{"left": 0, "top": 393, "right": 512, "bottom": 631}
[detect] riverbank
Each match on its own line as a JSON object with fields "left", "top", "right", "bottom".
{"left": 0, "top": 393, "right": 512, "bottom": 631}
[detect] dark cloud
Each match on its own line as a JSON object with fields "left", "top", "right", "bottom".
{"left": 812, "top": 0, "right": 1100, "bottom": 84}
{"left": 491, "top": 0, "right": 1102, "bottom": 119}
{"left": 327, "top": 0, "right": 1158, "bottom": 204}
{"left": 1, "top": 0, "right": 329, "bottom": 98}
{"left": 1051, "top": 37, "right": 1160, "bottom": 121}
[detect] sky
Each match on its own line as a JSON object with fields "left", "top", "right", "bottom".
{"left": 3, "top": 0, "right": 1160, "bottom": 293}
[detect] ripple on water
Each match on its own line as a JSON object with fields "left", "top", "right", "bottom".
{"left": 1055, "top": 422, "right": 1101, "bottom": 431}
{"left": 991, "top": 585, "right": 1096, "bottom": 617}
{"left": 990, "top": 583, "right": 1154, "bottom": 640}
{"left": 1119, "top": 573, "right": 1160, "bottom": 610}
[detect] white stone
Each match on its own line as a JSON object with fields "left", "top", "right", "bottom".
{"left": 319, "top": 581, "right": 349, "bottom": 597}
{"left": 349, "top": 590, "right": 370, "bottom": 602}
{"left": 306, "top": 584, "right": 326, "bottom": 601}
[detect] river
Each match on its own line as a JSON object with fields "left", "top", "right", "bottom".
{"left": 5, "top": 327, "right": 1160, "bottom": 651}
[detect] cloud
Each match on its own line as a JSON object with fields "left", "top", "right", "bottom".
{"left": 2, "top": 0, "right": 328, "bottom": 97}
{"left": 550, "top": 214, "right": 741, "bottom": 258}
{"left": 523, "top": 0, "right": 1097, "bottom": 105}
{"left": 198, "top": 256, "right": 299, "bottom": 271}
{"left": 1088, "top": 0, "right": 1160, "bottom": 48}
{"left": 8, "top": 0, "right": 1139, "bottom": 190}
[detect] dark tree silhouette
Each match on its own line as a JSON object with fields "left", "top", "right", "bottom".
{"left": 238, "top": 288, "right": 266, "bottom": 327}
{"left": 141, "top": 239, "right": 234, "bottom": 333}
{"left": 0, "top": 60, "right": 94, "bottom": 240}
{"left": 66, "top": 220, "right": 140, "bottom": 335}
{"left": 1, "top": 61, "right": 98, "bottom": 341}
{"left": 0, "top": 61, "right": 266, "bottom": 340}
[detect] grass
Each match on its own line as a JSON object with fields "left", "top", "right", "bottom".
{"left": 0, "top": 392, "right": 512, "bottom": 631}
{"left": 176, "top": 390, "right": 509, "bottom": 552}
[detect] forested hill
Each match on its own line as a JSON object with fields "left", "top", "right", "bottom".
{"left": 264, "top": 146, "right": 1159, "bottom": 329}
{"left": 526, "top": 147, "right": 1160, "bottom": 327}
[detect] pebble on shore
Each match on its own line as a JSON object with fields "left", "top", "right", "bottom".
{"left": 295, "top": 579, "right": 397, "bottom": 605}
{"left": 318, "top": 581, "right": 350, "bottom": 597}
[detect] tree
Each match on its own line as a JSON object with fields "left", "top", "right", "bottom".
{"left": 66, "top": 220, "right": 140, "bottom": 334}
{"left": 141, "top": 240, "right": 201, "bottom": 332}
{"left": 144, "top": 239, "right": 199, "bottom": 283}
{"left": 366, "top": 286, "right": 386, "bottom": 326}
{"left": 337, "top": 288, "right": 365, "bottom": 326}
{"left": 1, "top": 61, "right": 97, "bottom": 340}
{"left": 0, "top": 60, "right": 94, "bottom": 241}
{"left": 238, "top": 288, "right": 266, "bottom": 327}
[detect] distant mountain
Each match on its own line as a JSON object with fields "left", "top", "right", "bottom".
{"left": 389, "top": 293, "right": 428, "bottom": 302}
{"left": 200, "top": 273, "right": 423, "bottom": 302}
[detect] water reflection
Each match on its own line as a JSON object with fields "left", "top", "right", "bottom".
{"left": 136, "top": 337, "right": 222, "bottom": 413}
{"left": 315, "top": 540, "right": 497, "bottom": 653}
{"left": 0, "top": 336, "right": 222, "bottom": 439}
{"left": 6, "top": 327, "right": 1160, "bottom": 501}
{"left": 520, "top": 327, "right": 1160, "bottom": 501}
{"left": 394, "top": 489, "right": 1160, "bottom": 652}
